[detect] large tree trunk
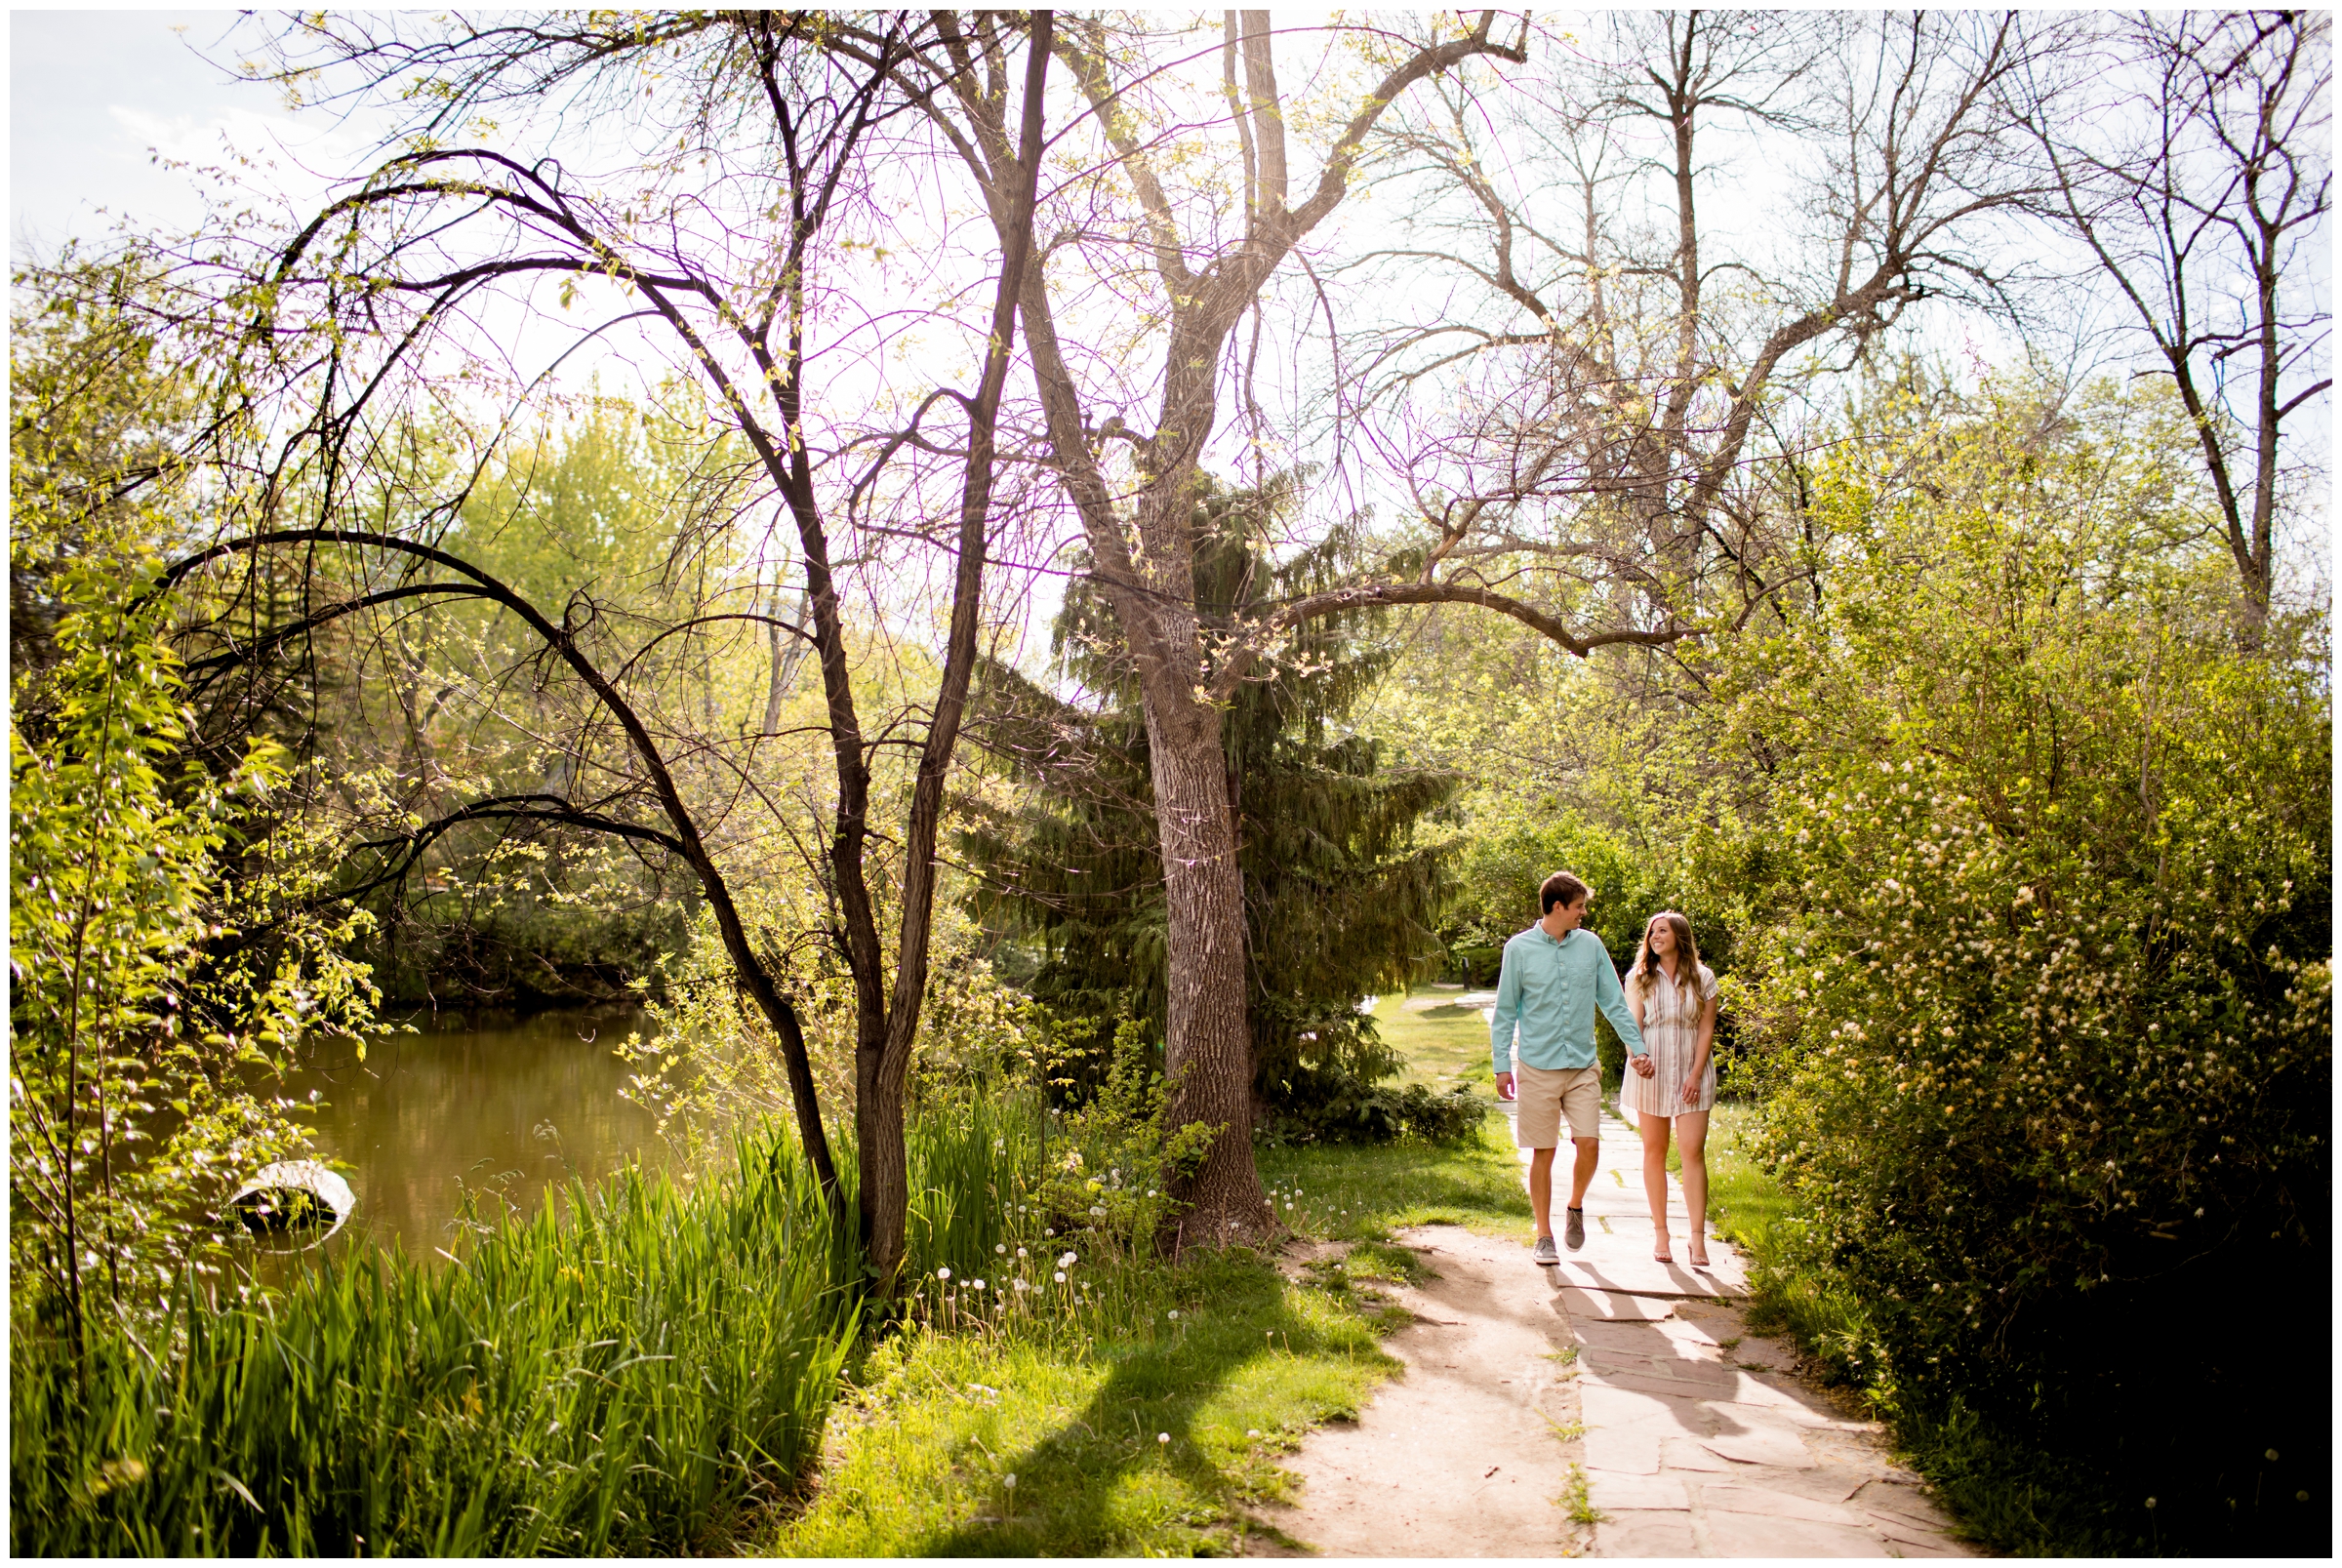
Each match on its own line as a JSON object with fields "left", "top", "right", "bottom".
{"left": 904, "top": 10, "right": 1525, "bottom": 1255}
{"left": 1140, "top": 675, "right": 1272, "bottom": 1249}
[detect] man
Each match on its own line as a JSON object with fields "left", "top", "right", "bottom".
{"left": 1491, "top": 870, "right": 1652, "bottom": 1265}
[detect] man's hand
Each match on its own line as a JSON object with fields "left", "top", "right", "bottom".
{"left": 1495, "top": 1071, "right": 1516, "bottom": 1102}
{"left": 1630, "top": 1052, "right": 1657, "bottom": 1079}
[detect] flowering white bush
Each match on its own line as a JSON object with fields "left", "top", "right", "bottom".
{"left": 1687, "top": 379, "right": 2329, "bottom": 1526}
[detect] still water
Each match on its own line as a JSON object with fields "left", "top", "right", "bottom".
{"left": 274, "top": 1007, "right": 671, "bottom": 1260}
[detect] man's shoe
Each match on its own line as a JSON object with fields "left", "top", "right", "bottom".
{"left": 1531, "top": 1234, "right": 1560, "bottom": 1266}
{"left": 1564, "top": 1208, "right": 1587, "bottom": 1251}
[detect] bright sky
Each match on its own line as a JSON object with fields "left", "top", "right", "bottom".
{"left": 10, "top": 10, "right": 380, "bottom": 256}
{"left": 10, "top": 9, "right": 2325, "bottom": 604}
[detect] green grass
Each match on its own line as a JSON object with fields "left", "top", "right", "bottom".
{"left": 12, "top": 1129, "right": 859, "bottom": 1556}
{"left": 769, "top": 1253, "right": 1392, "bottom": 1556}
{"left": 17, "top": 1058, "right": 1536, "bottom": 1559}
{"left": 765, "top": 1114, "right": 1530, "bottom": 1555}
{"left": 1255, "top": 1110, "right": 1529, "bottom": 1240}
{"left": 1699, "top": 1102, "right": 1789, "bottom": 1242}
{"left": 1369, "top": 985, "right": 1497, "bottom": 1092}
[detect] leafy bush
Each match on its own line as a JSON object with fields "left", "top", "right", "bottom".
{"left": 1439, "top": 809, "right": 1683, "bottom": 961}
{"left": 620, "top": 888, "right": 1042, "bottom": 1154}
{"left": 1256, "top": 1073, "right": 1485, "bottom": 1147}
{"left": 10, "top": 567, "right": 377, "bottom": 1346}
{"left": 11, "top": 1127, "right": 858, "bottom": 1556}
{"left": 1703, "top": 378, "right": 2330, "bottom": 1553}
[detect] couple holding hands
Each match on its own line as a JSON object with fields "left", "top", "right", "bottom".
{"left": 1490, "top": 871, "right": 1718, "bottom": 1269}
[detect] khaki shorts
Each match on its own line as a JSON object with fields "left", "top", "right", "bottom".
{"left": 1512, "top": 1062, "right": 1602, "bottom": 1146}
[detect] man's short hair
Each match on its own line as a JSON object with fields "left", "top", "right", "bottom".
{"left": 1540, "top": 871, "right": 1591, "bottom": 915}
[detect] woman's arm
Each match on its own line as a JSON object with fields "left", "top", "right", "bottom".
{"left": 1680, "top": 988, "right": 1718, "bottom": 1106}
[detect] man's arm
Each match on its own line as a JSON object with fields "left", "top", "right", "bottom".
{"left": 1594, "top": 942, "right": 1648, "bottom": 1057}
{"left": 1490, "top": 942, "right": 1521, "bottom": 1075}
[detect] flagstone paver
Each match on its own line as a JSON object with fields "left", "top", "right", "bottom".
{"left": 1244, "top": 1226, "right": 1595, "bottom": 1558}
{"left": 1548, "top": 1109, "right": 1976, "bottom": 1558}
{"left": 1249, "top": 1104, "right": 1974, "bottom": 1557}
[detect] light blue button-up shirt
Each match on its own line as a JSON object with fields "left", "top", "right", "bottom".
{"left": 1489, "top": 924, "right": 1648, "bottom": 1073}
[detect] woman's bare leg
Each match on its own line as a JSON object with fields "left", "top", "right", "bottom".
{"left": 1676, "top": 1109, "right": 1711, "bottom": 1265}
{"left": 1639, "top": 1109, "right": 1674, "bottom": 1262}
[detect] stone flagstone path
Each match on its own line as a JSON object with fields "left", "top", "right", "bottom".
{"left": 1245, "top": 1102, "right": 1976, "bottom": 1558}
{"left": 1559, "top": 1107, "right": 1972, "bottom": 1558}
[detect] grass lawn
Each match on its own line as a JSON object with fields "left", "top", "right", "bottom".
{"left": 1665, "top": 1100, "right": 1791, "bottom": 1251}
{"left": 763, "top": 1115, "right": 1528, "bottom": 1555}
{"left": 1368, "top": 985, "right": 1497, "bottom": 1092}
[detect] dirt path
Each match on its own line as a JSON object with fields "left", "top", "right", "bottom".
{"left": 1246, "top": 1224, "right": 1595, "bottom": 1558}
{"left": 1249, "top": 1109, "right": 1975, "bottom": 1558}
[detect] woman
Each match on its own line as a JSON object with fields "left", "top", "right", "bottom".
{"left": 1622, "top": 910, "right": 1718, "bottom": 1266}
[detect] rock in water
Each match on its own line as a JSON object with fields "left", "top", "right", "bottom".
{"left": 229, "top": 1159, "right": 356, "bottom": 1240}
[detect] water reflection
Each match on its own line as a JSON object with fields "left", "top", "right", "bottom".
{"left": 276, "top": 1007, "right": 668, "bottom": 1261}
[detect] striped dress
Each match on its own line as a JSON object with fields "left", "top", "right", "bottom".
{"left": 1619, "top": 961, "right": 1718, "bottom": 1120}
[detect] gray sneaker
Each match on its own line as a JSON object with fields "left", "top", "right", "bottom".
{"left": 1531, "top": 1234, "right": 1560, "bottom": 1266}
{"left": 1564, "top": 1208, "right": 1586, "bottom": 1251}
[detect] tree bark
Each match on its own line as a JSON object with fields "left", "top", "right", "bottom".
{"left": 1138, "top": 667, "right": 1260, "bottom": 1249}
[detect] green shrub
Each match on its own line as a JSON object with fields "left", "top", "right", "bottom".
{"left": 10, "top": 565, "right": 378, "bottom": 1348}
{"left": 1704, "top": 377, "right": 2330, "bottom": 1554}
{"left": 1256, "top": 1073, "right": 1484, "bottom": 1147}
{"left": 11, "top": 1127, "right": 858, "bottom": 1555}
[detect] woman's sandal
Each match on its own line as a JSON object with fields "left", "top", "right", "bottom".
{"left": 1652, "top": 1235, "right": 1674, "bottom": 1265}
{"left": 1686, "top": 1246, "right": 1711, "bottom": 1269}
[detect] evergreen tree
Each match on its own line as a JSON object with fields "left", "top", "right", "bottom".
{"left": 959, "top": 476, "right": 1461, "bottom": 1119}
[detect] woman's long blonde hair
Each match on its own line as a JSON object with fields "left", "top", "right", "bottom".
{"left": 1629, "top": 910, "right": 1701, "bottom": 999}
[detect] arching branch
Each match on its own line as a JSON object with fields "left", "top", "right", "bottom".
{"left": 147, "top": 529, "right": 842, "bottom": 1202}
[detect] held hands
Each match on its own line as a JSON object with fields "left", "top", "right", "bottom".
{"left": 1495, "top": 1071, "right": 1516, "bottom": 1102}
{"left": 1630, "top": 1052, "right": 1657, "bottom": 1079}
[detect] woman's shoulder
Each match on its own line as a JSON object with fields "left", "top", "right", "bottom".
{"left": 1696, "top": 962, "right": 1718, "bottom": 993}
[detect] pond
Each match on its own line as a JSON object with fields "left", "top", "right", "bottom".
{"left": 268, "top": 1007, "right": 673, "bottom": 1261}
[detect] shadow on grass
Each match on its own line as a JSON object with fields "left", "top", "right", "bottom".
{"left": 921, "top": 1256, "right": 1381, "bottom": 1556}
{"left": 1257, "top": 1119, "right": 1534, "bottom": 1237}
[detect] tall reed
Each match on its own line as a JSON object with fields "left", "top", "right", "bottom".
{"left": 904, "top": 1088, "right": 1049, "bottom": 1280}
{"left": 11, "top": 1126, "right": 858, "bottom": 1555}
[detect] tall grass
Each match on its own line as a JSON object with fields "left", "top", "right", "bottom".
{"left": 903, "top": 1088, "right": 1050, "bottom": 1281}
{"left": 11, "top": 1127, "right": 858, "bottom": 1555}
